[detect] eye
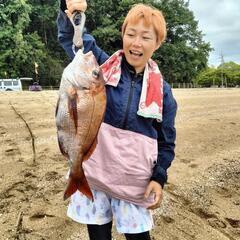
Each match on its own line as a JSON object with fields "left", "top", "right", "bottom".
{"left": 126, "top": 33, "right": 134, "bottom": 37}
{"left": 92, "top": 69, "right": 99, "bottom": 78}
{"left": 143, "top": 36, "right": 151, "bottom": 40}
{"left": 81, "top": 86, "right": 89, "bottom": 90}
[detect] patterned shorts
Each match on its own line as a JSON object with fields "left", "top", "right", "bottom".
{"left": 67, "top": 189, "right": 154, "bottom": 234}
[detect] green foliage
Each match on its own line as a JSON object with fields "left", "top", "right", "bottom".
{"left": 194, "top": 62, "right": 240, "bottom": 87}
{"left": 86, "top": 0, "right": 212, "bottom": 83}
{"left": 0, "top": 0, "right": 35, "bottom": 77}
{"left": 27, "top": 0, "right": 68, "bottom": 85}
{"left": 1, "top": 0, "right": 236, "bottom": 87}
{"left": 151, "top": 0, "right": 212, "bottom": 82}
{"left": 0, "top": 0, "right": 65, "bottom": 86}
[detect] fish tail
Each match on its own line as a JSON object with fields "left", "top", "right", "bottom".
{"left": 78, "top": 172, "right": 94, "bottom": 200}
{"left": 63, "top": 172, "right": 93, "bottom": 201}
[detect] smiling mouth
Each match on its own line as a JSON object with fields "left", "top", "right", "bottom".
{"left": 130, "top": 50, "right": 143, "bottom": 57}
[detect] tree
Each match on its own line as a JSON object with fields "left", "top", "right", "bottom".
{"left": 0, "top": 0, "right": 46, "bottom": 79}
{"left": 0, "top": 0, "right": 66, "bottom": 86}
{"left": 194, "top": 67, "right": 218, "bottom": 87}
{"left": 154, "top": 0, "right": 212, "bottom": 83}
{"left": 0, "top": 0, "right": 212, "bottom": 86}
{"left": 85, "top": 0, "right": 212, "bottom": 83}
{"left": 218, "top": 62, "right": 240, "bottom": 87}
{"left": 194, "top": 62, "right": 240, "bottom": 87}
{"left": 27, "top": 0, "right": 67, "bottom": 86}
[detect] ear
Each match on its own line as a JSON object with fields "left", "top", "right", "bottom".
{"left": 155, "top": 41, "right": 161, "bottom": 50}
{"left": 121, "top": 30, "right": 125, "bottom": 38}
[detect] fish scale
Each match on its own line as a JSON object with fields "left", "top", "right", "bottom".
{"left": 55, "top": 49, "right": 106, "bottom": 201}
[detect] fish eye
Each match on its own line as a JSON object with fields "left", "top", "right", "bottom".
{"left": 92, "top": 69, "right": 99, "bottom": 78}
{"left": 82, "top": 86, "right": 89, "bottom": 90}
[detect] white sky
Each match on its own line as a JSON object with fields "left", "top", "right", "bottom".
{"left": 188, "top": 0, "right": 240, "bottom": 66}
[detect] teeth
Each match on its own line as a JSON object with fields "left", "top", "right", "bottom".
{"left": 130, "top": 50, "right": 142, "bottom": 56}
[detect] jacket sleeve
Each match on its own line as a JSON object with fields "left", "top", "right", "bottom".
{"left": 57, "top": 0, "right": 109, "bottom": 64}
{"left": 151, "top": 81, "right": 177, "bottom": 188}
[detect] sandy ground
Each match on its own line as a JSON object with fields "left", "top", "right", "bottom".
{"left": 0, "top": 88, "right": 239, "bottom": 240}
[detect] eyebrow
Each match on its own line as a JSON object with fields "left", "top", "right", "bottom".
{"left": 126, "top": 28, "right": 152, "bottom": 34}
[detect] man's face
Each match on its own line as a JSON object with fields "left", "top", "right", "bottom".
{"left": 123, "top": 19, "right": 159, "bottom": 73}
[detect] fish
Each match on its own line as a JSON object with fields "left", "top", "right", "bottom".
{"left": 55, "top": 49, "right": 106, "bottom": 201}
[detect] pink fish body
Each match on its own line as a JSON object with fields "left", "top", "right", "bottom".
{"left": 55, "top": 50, "right": 106, "bottom": 200}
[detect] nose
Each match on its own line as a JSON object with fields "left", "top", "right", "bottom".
{"left": 132, "top": 36, "right": 142, "bottom": 47}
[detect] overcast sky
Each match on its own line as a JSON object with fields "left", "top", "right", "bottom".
{"left": 188, "top": 0, "right": 240, "bottom": 66}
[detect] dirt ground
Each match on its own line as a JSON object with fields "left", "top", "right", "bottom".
{"left": 0, "top": 88, "right": 239, "bottom": 240}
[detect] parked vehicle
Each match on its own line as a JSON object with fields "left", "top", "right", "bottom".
{"left": 0, "top": 78, "right": 22, "bottom": 91}
{"left": 29, "top": 82, "right": 42, "bottom": 91}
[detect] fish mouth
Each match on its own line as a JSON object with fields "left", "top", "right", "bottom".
{"left": 84, "top": 51, "right": 98, "bottom": 66}
{"left": 85, "top": 50, "right": 93, "bottom": 56}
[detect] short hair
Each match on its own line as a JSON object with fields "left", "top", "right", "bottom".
{"left": 122, "top": 4, "right": 167, "bottom": 46}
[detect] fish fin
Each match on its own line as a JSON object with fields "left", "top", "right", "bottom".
{"left": 57, "top": 133, "right": 68, "bottom": 158}
{"left": 63, "top": 177, "right": 78, "bottom": 201}
{"left": 68, "top": 90, "right": 78, "bottom": 132}
{"left": 83, "top": 138, "right": 97, "bottom": 161}
{"left": 56, "top": 98, "right": 68, "bottom": 158}
{"left": 78, "top": 173, "right": 93, "bottom": 200}
{"left": 63, "top": 173, "right": 93, "bottom": 201}
{"left": 55, "top": 97, "right": 60, "bottom": 117}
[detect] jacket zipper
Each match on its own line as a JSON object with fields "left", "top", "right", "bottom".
{"left": 122, "top": 78, "right": 136, "bottom": 129}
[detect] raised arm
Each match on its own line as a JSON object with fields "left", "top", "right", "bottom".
{"left": 57, "top": 0, "right": 109, "bottom": 64}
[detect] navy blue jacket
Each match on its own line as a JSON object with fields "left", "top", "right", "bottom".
{"left": 57, "top": 9, "right": 177, "bottom": 188}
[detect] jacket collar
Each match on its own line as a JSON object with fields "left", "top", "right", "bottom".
{"left": 121, "top": 55, "right": 144, "bottom": 78}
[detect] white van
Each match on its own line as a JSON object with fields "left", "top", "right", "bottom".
{"left": 0, "top": 78, "right": 22, "bottom": 91}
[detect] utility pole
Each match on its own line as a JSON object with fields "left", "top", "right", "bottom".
{"left": 34, "top": 62, "right": 39, "bottom": 83}
{"left": 220, "top": 52, "right": 225, "bottom": 88}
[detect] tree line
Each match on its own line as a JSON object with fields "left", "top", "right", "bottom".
{"left": 0, "top": 0, "right": 64, "bottom": 86}
{"left": 0, "top": 0, "right": 238, "bottom": 87}
{"left": 194, "top": 62, "right": 240, "bottom": 87}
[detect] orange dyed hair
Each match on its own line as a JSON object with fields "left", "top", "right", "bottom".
{"left": 122, "top": 4, "right": 167, "bottom": 46}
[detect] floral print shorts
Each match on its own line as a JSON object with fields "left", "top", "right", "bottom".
{"left": 67, "top": 189, "right": 154, "bottom": 234}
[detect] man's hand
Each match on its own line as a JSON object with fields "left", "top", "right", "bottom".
{"left": 65, "top": 0, "right": 87, "bottom": 17}
{"left": 144, "top": 180, "right": 163, "bottom": 210}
